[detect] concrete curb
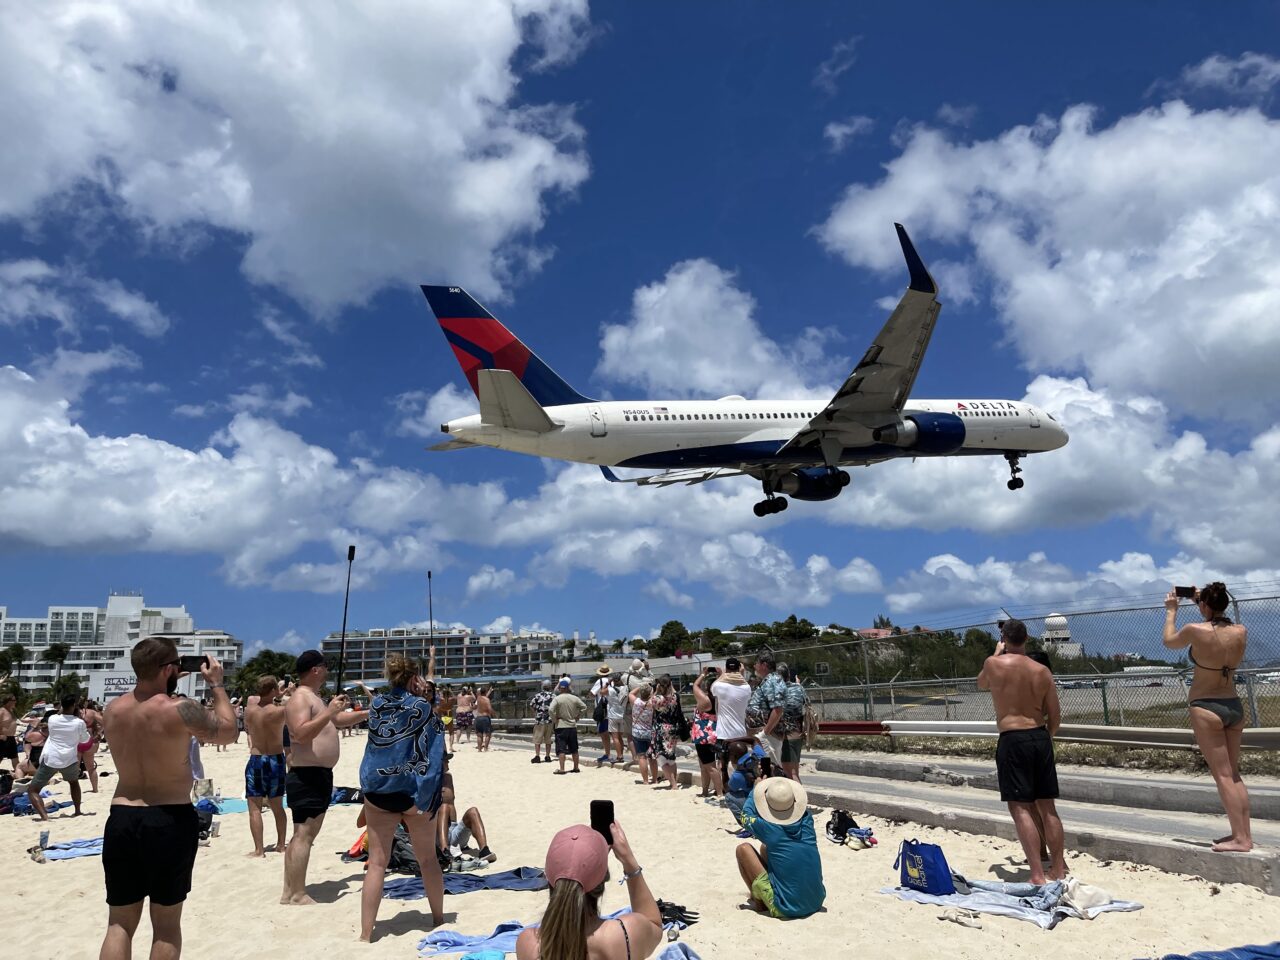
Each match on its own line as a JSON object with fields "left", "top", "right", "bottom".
{"left": 805, "top": 784, "right": 1279, "bottom": 896}
{"left": 814, "top": 756, "right": 1280, "bottom": 821}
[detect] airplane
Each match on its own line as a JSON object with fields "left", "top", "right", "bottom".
{"left": 420, "top": 224, "right": 1069, "bottom": 517}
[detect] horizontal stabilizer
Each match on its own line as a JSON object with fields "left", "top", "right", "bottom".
{"left": 428, "top": 438, "right": 479, "bottom": 452}
{"left": 600, "top": 465, "right": 748, "bottom": 487}
{"left": 477, "top": 368, "right": 555, "bottom": 434}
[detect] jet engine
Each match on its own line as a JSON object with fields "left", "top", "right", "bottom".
{"left": 871, "top": 412, "right": 965, "bottom": 454}
{"left": 776, "top": 467, "right": 852, "bottom": 501}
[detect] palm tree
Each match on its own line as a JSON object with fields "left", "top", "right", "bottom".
{"left": 41, "top": 642, "right": 73, "bottom": 688}
{"left": 6, "top": 642, "right": 28, "bottom": 678}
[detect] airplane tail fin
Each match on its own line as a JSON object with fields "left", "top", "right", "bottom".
{"left": 420, "top": 286, "right": 594, "bottom": 407}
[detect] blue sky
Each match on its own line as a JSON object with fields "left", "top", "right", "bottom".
{"left": 3, "top": 2, "right": 1280, "bottom": 654}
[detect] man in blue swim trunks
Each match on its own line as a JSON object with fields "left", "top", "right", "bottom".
{"left": 243, "top": 675, "right": 289, "bottom": 857}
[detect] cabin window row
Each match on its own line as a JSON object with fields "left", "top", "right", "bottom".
{"left": 622, "top": 411, "right": 819, "bottom": 422}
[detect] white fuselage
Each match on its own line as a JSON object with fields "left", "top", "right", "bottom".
{"left": 443, "top": 397, "right": 1068, "bottom": 470}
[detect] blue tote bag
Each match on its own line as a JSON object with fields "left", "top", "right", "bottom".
{"left": 894, "top": 838, "right": 956, "bottom": 895}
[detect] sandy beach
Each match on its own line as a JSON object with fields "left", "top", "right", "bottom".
{"left": 5, "top": 734, "right": 1276, "bottom": 959}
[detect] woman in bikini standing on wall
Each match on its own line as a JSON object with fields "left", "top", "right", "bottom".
{"left": 1163, "top": 581, "right": 1252, "bottom": 852}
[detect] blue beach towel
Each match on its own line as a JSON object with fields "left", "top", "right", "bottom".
{"left": 658, "top": 944, "right": 704, "bottom": 959}
{"left": 1156, "top": 945, "right": 1280, "bottom": 960}
{"left": 386, "top": 867, "right": 548, "bottom": 900}
{"left": 44, "top": 837, "right": 105, "bottom": 860}
{"left": 419, "top": 910, "right": 631, "bottom": 956}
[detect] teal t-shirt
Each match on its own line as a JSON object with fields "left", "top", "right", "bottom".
{"left": 741, "top": 792, "right": 826, "bottom": 918}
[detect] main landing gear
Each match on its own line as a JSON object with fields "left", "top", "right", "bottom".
{"left": 1005, "top": 452, "right": 1025, "bottom": 491}
{"left": 753, "top": 496, "right": 788, "bottom": 517}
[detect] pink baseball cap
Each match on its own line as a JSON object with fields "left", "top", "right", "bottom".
{"left": 544, "top": 825, "right": 608, "bottom": 890}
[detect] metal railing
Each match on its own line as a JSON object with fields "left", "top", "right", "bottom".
{"left": 804, "top": 668, "right": 1279, "bottom": 729}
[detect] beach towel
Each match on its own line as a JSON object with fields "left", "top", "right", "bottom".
{"left": 12, "top": 796, "right": 72, "bottom": 816}
{"left": 658, "top": 945, "right": 704, "bottom": 960}
{"left": 385, "top": 867, "right": 548, "bottom": 900}
{"left": 1155, "top": 945, "right": 1280, "bottom": 960}
{"left": 418, "top": 910, "right": 631, "bottom": 956}
{"left": 43, "top": 837, "right": 104, "bottom": 861}
{"left": 882, "top": 875, "right": 1143, "bottom": 930}
{"left": 457, "top": 953, "right": 504, "bottom": 960}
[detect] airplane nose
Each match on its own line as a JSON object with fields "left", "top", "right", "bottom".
{"left": 1053, "top": 421, "right": 1069, "bottom": 449}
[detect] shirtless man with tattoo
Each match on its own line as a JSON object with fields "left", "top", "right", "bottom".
{"left": 98, "top": 637, "right": 237, "bottom": 960}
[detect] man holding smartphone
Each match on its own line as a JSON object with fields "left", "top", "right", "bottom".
{"left": 280, "top": 650, "right": 367, "bottom": 905}
{"left": 98, "top": 637, "right": 237, "bottom": 960}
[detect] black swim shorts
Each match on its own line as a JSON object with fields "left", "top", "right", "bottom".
{"left": 286, "top": 766, "right": 334, "bottom": 824}
{"left": 554, "top": 727, "right": 579, "bottom": 757}
{"left": 0, "top": 736, "right": 17, "bottom": 760}
{"left": 996, "top": 726, "right": 1059, "bottom": 803}
{"left": 103, "top": 804, "right": 199, "bottom": 907}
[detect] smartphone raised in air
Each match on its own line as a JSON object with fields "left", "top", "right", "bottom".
{"left": 1174, "top": 586, "right": 1197, "bottom": 599}
{"left": 178, "top": 654, "right": 210, "bottom": 674}
{"left": 590, "top": 799, "right": 614, "bottom": 846}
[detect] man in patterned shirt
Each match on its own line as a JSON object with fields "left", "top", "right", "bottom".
{"left": 528, "top": 680, "right": 555, "bottom": 764}
{"left": 747, "top": 653, "right": 787, "bottom": 770}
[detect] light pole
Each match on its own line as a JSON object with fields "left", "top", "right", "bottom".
{"left": 335, "top": 544, "right": 356, "bottom": 694}
{"left": 427, "top": 570, "right": 435, "bottom": 671}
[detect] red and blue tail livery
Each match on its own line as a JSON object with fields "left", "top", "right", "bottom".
{"left": 420, "top": 286, "right": 593, "bottom": 407}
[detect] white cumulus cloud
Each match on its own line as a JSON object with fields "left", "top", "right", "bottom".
{"left": 0, "top": 0, "right": 592, "bottom": 316}
{"left": 815, "top": 98, "right": 1280, "bottom": 423}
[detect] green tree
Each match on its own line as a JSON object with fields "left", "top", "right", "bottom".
{"left": 41, "top": 642, "right": 73, "bottom": 688}
{"left": 630, "top": 639, "right": 648, "bottom": 652}
{"left": 49, "top": 671, "right": 84, "bottom": 704}
{"left": 610, "top": 638, "right": 626, "bottom": 653}
{"left": 649, "top": 620, "right": 690, "bottom": 658}
{"left": 230, "top": 649, "right": 299, "bottom": 698}
{"left": 583, "top": 643, "right": 603, "bottom": 660}
{"left": 873, "top": 614, "right": 894, "bottom": 630}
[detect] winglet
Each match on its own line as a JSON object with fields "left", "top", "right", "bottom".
{"left": 600, "top": 466, "right": 622, "bottom": 483}
{"left": 894, "top": 223, "right": 936, "bottom": 295}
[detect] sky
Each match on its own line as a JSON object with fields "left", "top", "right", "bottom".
{"left": 3, "top": 2, "right": 1280, "bottom": 655}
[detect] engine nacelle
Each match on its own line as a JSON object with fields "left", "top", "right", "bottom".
{"left": 777, "top": 468, "right": 851, "bottom": 501}
{"left": 872, "top": 412, "right": 965, "bottom": 454}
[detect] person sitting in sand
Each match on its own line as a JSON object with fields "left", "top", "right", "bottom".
{"left": 243, "top": 674, "right": 289, "bottom": 857}
{"left": 735, "top": 778, "right": 826, "bottom": 919}
{"left": 98, "top": 640, "right": 238, "bottom": 960}
{"left": 1164, "top": 582, "right": 1253, "bottom": 853}
{"left": 977, "top": 618, "right": 1066, "bottom": 883}
{"left": 358, "top": 657, "right": 446, "bottom": 942}
{"left": 26, "top": 694, "right": 88, "bottom": 820}
{"left": 436, "top": 771, "right": 497, "bottom": 867}
{"left": 515, "top": 822, "right": 662, "bottom": 960}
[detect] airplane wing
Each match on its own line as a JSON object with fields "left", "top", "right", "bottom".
{"left": 778, "top": 223, "right": 941, "bottom": 462}
{"left": 428, "top": 438, "right": 479, "bottom": 452}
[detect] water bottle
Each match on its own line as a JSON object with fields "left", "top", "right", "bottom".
{"left": 39, "top": 829, "right": 50, "bottom": 849}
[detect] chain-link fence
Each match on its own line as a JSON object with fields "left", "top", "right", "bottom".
{"left": 785, "top": 594, "right": 1280, "bottom": 729}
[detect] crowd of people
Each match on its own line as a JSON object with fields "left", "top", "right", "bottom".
{"left": 0, "top": 580, "right": 1255, "bottom": 958}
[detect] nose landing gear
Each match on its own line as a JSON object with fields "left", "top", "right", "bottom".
{"left": 1005, "top": 452, "right": 1025, "bottom": 491}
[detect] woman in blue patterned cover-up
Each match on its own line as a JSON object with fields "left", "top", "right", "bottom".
{"left": 358, "top": 653, "right": 446, "bottom": 942}
{"left": 647, "top": 675, "right": 683, "bottom": 791}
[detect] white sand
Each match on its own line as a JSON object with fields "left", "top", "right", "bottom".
{"left": 5, "top": 734, "right": 1276, "bottom": 959}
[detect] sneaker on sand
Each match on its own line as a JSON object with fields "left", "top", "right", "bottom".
{"left": 825, "top": 811, "right": 850, "bottom": 845}
{"left": 477, "top": 845, "right": 498, "bottom": 863}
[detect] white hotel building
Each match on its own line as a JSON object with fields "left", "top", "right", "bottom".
{"left": 321, "top": 624, "right": 564, "bottom": 683}
{"left": 1, "top": 592, "right": 241, "bottom": 702}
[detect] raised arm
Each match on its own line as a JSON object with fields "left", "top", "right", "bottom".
{"left": 1163, "top": 591, "right": 1192, "bottom": 649}
{"left": 176, "top": 656, "right": 238, "bottom": 745}
{"left": 1043, "top": 676, "right": 1061, "bottom": 737}
{"left": 286, "top": 691, "right": 347, "bottom": 744}
{"left": 427, "top": 645, "right": 437, "bottom": 681}
{"left": 977, "top": 639, "right": 1005, "bottom": 690}
{"left": 609, "top": 822, "right": 663, "bottom": 955}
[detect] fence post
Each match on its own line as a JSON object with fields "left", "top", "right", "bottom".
{"left": 1245, "top": 673, "right": 1260, "bottom": 728}
{"left": 889, "top": 682, "right": 897, "bottom": 719}
{"left": 1100, "top": 679, "right": 1111, "bottom": 726}
{"left": 863, "top": 683, "right": 871, "bottom": 721}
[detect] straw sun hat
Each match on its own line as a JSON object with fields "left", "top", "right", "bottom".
{"left": 752, "top": 777, "right": 809, "bottom": 826}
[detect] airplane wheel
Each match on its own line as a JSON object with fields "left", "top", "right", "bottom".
{"left": 837, "top": 470, "right": 851, "bottom": 487}
{"left": 774, "top": 497, "right": 789, "bottom": 513}
{"left": 753, "top": 501, "right": 769, "bottom": 517}
{"left": 1007, "top": 478, "right": 1024, "bottom": 491}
